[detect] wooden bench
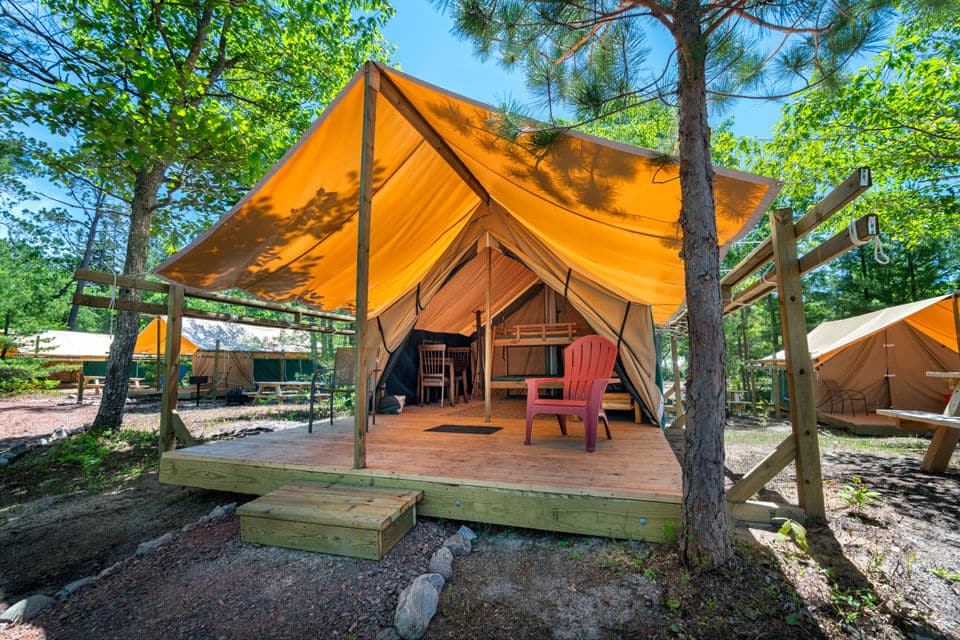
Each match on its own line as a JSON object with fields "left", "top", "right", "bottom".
{"left": 238, "top": 481, "right": 422, "bottom": 560}
{"left": 876, "top": 409, "right": 960, "bottom": 473}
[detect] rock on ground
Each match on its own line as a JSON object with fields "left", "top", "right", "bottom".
{"left": 394, "top": 578, "right": 440, "bottom": 640}
{"left": 0, "top": 595, "right": 55, "bottom": 623}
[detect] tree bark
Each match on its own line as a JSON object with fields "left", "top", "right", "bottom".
{"left": 675, "top": 0, "right": 732, "bottom": 567}
{"left": 67, "top": 190, "right": 106, "bottom": 329}
{"left": 91, "top": 163, "right": 167, "bottom": 432}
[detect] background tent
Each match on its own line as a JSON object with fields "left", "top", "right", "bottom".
{"left": 135, "top": 317, "right": 314, "bottom": 389}
{"left": 154, "top": 62, "right": 781, "bottom": 421}
{"left": 765, "top": 295, "right": 960, "bottom": 413}
{"left": 13, "top": 330, "right": 116, "bottom": 383}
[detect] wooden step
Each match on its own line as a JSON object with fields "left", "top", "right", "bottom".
{"left": 238, "top": 481, "right": 422, "bottom": 560}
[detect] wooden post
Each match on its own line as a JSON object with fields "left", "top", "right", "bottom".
{"left": 77, "top": 374, "right": 85, "bottom": 405}
{"left": 670, "top": 335, "right": 683, "bottom": 420}
{"left": 953, "top": 292, "right": 960, "bottom": 355}
{"left": 159, "top": 285, "right": 185, "bottom": 452}
{"left": 209, "top": 338, "right": 221, "bottom": 398}
{"left": 770, "top": 208, "right": 825, "bottom": 519}
{"left": 484, "top": 243, "right": 493, "bottom": 423}
{"left": 155, "top": 320, "right": 161, "bottom": 390}
{"left": 773, "top": 366, "right": 782, "bottom": 418}
{"left": 353, "top": 62, "right": 378, "bottom": 469}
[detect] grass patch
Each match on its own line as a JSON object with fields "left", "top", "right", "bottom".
{"left": 725, "top": 428, "right": 930, "bottom": 457}
{"left": 0, "top": 429, "right": 160, "bottom": 507}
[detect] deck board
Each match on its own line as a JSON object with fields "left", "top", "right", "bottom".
{"left": 161, "top": 402, "right": 683, "bottom": 540}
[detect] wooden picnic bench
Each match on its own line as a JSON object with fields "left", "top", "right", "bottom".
{"left": 877, "top": 371, "right": 960, "bottom": 473}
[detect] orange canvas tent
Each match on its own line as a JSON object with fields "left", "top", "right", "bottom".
{"left": 155, "top": 62, "right": 781, "bottom": 420}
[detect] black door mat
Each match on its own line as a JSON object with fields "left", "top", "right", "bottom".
{"left": 424, "top": 424, "right": 502, "bottom": 435}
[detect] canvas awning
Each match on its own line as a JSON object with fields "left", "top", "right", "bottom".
{"left": 153, "top": 62, "right": 782, "bottom": 421}
{"left": 156, "top": 63, "right": 779, "bottom": 325}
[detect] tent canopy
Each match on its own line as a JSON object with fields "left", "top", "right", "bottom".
{"left": 134, "top": 317, "right": 312, "bottom": 356}
{"left": 153, "top": 62, "right": 781, "bottom": 420}
{"left": 14, "top": 330, "right": 113, "bottom": 360}
{"left": 156, "top": 62, "right": 779, "bottom": 325}
{"left": 763, "top": 295, "right": 959, "bottom": 365}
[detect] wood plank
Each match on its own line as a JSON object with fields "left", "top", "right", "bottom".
{"left": 240, "top": 514, "right": 382, "bottom": 559}
{"left": 722, "top": 168, "right": 871, "bottom": 289}
{"left": 770, "top": 208, "right": 825, "bottom": 519}
{"left": 922, "top": 427, "right": 960, "bottom": 474}
{"left": 876, "top": 409, "right": 960, "bottom": 429}
{"left": 171, "top": 411, "right": 197, "bottom": 448}
{"left": 377, "top": 67, "right": 489, "bottom": 205}
{"left": 726, "top": 435, "right": 796, "bottom": 502}
{"left": 159, "top": 285, "right": 184, "bottom": 452}
{"left": 729, "top": 500, "right": 806, "bottom": 527}
{"left": 353, "top": 62, "right": 378, "bottom": 470}
{"left": 75, "top": 268, "right": 354, "bottom": 323}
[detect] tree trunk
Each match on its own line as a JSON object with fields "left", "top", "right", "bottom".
{"left": 67, "top": 191, "right": 106, "bottom": 330}
{"left": 675, "top": 0, "right": 732, "bottom": 568}
{"left": 91, "top": 163, "right": 167, "bottom": 432}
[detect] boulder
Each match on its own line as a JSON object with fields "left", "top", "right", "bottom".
{"left": 55, "top": 576, "right": 96, "bottom": 600}
{"left": 442, "top": 533, "right": 471, "bottom": 557}
{"left": 135, "top": 532, "right": 172, "bottom": 556}
{"left": 0, "top": 595, "right": 55, "bottom": 623}
{"left": 428, "top": 546, "right": 453, "bottom": 580}
{"left": 374, "top": 627, "right": 401, "bottom": 640}
{"left": 456, "top": 524, "right": 478, "bottom": 541}
{"left": 394, "top": 578, "right": 439, "bottom": 640}
{"left": 416, "top": 573, "right": 445, "bottom": 593}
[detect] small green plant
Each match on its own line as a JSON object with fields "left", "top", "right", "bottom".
{"left": 665, "top": 597, "right": 681, "bottom": 610}
{"left": 644, "top": 568, "right": 657, "bottom": 580}
{"left": 931, "top": 568, "right": 960, "bottom": 582}
{"left": 829, "top": 584, "right": 878, "bottom": 623}
{"left": 661, "top": 521, "right": 678, "bottom": 545}
{"left": 570, "top": 549, "right": 581, "bottom": 560}
{"left": 837, "top": 477, "right": 880, "bottom": 515}
{"left": 773, "top": 517, "right": 809, "bottom": 552}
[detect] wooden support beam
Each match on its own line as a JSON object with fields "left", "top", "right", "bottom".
{"left": 377, "top": 67, "right": 490, "bottom": 205}
{"left": 75, "top": 268, "right": 355, "bottom": 323}
{"left": 722, "top": 214, "right": 878, "bottom": 315}
{"left": 159, "top": 285, "right": 184, "bottom": 452}
{"left": 726, "top": 434, "right": 796, "bottom": 502}
{"left": 72, "top": 293, "right": 355, "bottom": 336}
{"left": 770, "top": 208, "right": 825, "bottom": 519}
{"left": 484, "top": 245, "right": 493, "bottom": 423}
{"left": 729, "top": 499, "right": 806, "bottom": 527}
{"left": 670, "top": 335, "right": 683, "bottom": 419}
{"left": 171, "top": 411, "right": 197, "bottom": 447}
{"left": 722, "top": 168, "right": 872, "bottom": 290}
{"left": 353, "top": 62, "right": 378, "bottom": 470}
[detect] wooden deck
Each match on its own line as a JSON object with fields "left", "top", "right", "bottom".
{"left": 817, "top": 411, "right": 904, "bottom": 436}
{"left": 160, "top": 402, "right": 682, "bottom": 541}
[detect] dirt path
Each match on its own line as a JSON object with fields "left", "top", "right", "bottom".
{"left": 2, "top": 395, "right": 958, "bottom": 638}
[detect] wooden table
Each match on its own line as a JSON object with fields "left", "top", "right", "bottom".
{"left": 878, "top": 371, "right": 960, "bottom": 473}
{"left": 82, "top": 375, "right": 104, "bottom": 394}
{"left": 128, "top": 377, "right": 145, "bottom": 389}
{"left": 254, "top": 381, "right": 313, "bottom": 404}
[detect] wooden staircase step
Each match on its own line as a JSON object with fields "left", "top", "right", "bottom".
{"left": 238, "top": 481, "right": 422, "bottom": 560}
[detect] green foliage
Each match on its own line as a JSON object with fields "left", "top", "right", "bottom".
{"left": 0, "top": 356, "right": 67, "bottom": 393}
{"left": 45, "top": 429, "right": 157, "bottom": 487}
{"left": 930, "top": 568, "right": 960, "bottom": 582}
{"left": 837, "top": 477, "right": 881, "bottom": 515}
{"left": 829, "top": 583, "right": 878, "bottom": 623}
{"left": 0, "top": 238, "right": 73, "bottom": 338}
{"left": 773, "top": 518, "right": 809, "bottom": 553}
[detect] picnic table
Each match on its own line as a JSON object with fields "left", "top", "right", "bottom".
{"left": 254, "top": 381, "right": 313, "bottom": 405}
{"left": 877, "top": 371, "right": 960, "bottom": 473}
{"left": 82, "top": 375, "right": 104, "bottom": 394}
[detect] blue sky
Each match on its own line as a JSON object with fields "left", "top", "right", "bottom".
{"left": 383, "top": 3, "right": 785, "bottom": 140}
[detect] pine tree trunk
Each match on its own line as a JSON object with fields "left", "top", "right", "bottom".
{"left": 675, "top": 0, "right": 732, "bottom": 568}
{"left": 67, "top": 193, "right": 105, "bottom": 330}
{"left": 91, "top": 163, "right": 167, "bottom": 432}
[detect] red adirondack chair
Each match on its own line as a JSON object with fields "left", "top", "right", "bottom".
{"left": 524, "top": 335, "right": 618, "bottom": 453}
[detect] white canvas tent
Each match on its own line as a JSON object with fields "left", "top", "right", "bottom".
{"left": 764, "top": 295, "right": 960, "bottom": 413}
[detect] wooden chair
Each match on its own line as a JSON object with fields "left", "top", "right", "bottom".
{"left": 418, "top": 343, "right": 450, "bottom": 406}
{"left": 818, "top": 378, "right": 868, "bottom": 415}
{"left": 447, "top": 346, "right": 472, "bottom": 404}
{"left": 524, "top": 335, "right": 618, "bottom": 453}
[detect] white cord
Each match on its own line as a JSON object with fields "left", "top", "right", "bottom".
{"left": 873, "top": 236, "right": 891, "bottom": 265}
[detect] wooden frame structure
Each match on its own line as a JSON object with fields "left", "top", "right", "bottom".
{"left": 664, "top": 168, "right": 875, "bottom": 520}
{"left": 73, "top": 268, "right": 356, "bottom": 452}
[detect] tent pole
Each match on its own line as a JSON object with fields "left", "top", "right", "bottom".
{"left": 670, "top": 335, "right": 683, "bottom": 421}
{"left": 155, "top": 320, "right": 161, "bottom": 390}
{"left": 484, "top": 244, "right": 493, "bottom": 423}
{"left": 953, "top": 292, "right": 960, "bottom": 355}
{"left": 353, "top": 62, "right": 379, "bottom": 469}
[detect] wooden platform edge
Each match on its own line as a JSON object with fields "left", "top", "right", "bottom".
{"left": 729, "top": 500, "right": 806, "bottom": 527}
{"left": 160, "top": 455, "right": 680, "bottom": 542}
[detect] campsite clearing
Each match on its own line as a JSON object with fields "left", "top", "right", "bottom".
{"left": 1, "top": 393, "right": 958, "bottom": 639}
